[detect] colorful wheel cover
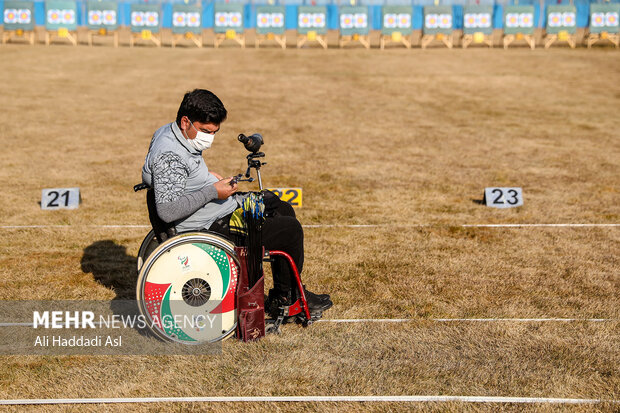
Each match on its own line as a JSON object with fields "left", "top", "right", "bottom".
{"left": 137, "top": 233, "right": 239, "bottom": 344}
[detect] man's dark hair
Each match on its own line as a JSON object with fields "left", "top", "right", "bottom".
{"left": 176, "top": 89, "right": 227, "bottom": 125}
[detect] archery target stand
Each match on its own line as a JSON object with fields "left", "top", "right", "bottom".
{"left": 86, "top": 1, "right": 119, "bottom": 47}
{"left": 129, "top": 5, "right": 161, "bottom": 47}
{"left": 2, "top": 29, "right": 35, "bottom": 45}
{"left": 44, "top": 1, "right": 79, "bottom": 46}
{"left": 586, "top": 31, "right": 619, "bottom": 48}
{"left": 88, "top": 28, "right": 119, "bottom": 47}
{"left": 255, "top": 5, "right": 286, "bottom": 49}
{"left": 255, "top": 33, "right": 286, "bottom": 49}
{"left": 461, "top": 6, "right": 493, "bottom": 49}
{"left": 130, "top": 30, "right": 161, "bottom": 47}
{"left": 338, "top": 6, "right": 371, "bottom": 49}
{"left": 462, "top": 33, "right": 493, "bottom": 48}
{"left": 214, "top": 31, "right": 245, "bottom": 48}
{"left": 422, "top": 7, "right": 453, "bottom": 49}
{"left": 503, "top": 6, "right": 536, "bottom": 49}
{"left": 213, "top": 4, "right": 245, "bottom": 48}
{"left": 339, "top": 34, "right": 370, "bottom": 49}
{"left": 297, "top": 6, "right": 328, "bottom": 49}
{"left": 45, "top": 28, "right": 77, "bottom": 46}
{"left": 380, "top": 7, "right": 412, "bottom": 49}
{"left": 503, "top": 33, "right": 535, "bottom": 49}
{"left": 171, "top": 5, "right": 203, "bottom": 48}
{"left": 586, "top": 4, "right": 619, "bottom": 48}
{"left": 297, "top": 32, "right": 327, "bottom": 49}
{"left": 173, "top": 32, "right": 203, "bottom": 48}
{"left": 421, "top": 33, "right": 453, "bottom": 49}
{"left": 2, "top": 2, "right": 36, "bottom": 45}
{"left": 544, "top": 6, "right": 577, "bottom": 49}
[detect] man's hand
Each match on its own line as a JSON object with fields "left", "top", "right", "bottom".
{"left": 214, "top": 177, "right": 238, "bottom": 200}
{"left": 210, "top": 172, "right": 223, "bottom": 180}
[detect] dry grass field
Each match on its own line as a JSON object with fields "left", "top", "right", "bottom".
{"left": 0, "top": 44, "right": 618, "bottom": 411}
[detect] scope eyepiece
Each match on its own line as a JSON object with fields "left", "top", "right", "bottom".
{"left": 238, "top": 133, "right": 264, "bottom": 153}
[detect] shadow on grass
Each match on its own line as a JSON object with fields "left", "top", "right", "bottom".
{"left": 80, "top": 240, "right": 161, "bottom": 340}
{"left": 80, "top": 240, "right": 137, "bottom": 300}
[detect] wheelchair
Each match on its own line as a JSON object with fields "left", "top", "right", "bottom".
{"left": 134, "top": 134, "right": 313, "bottom": 344}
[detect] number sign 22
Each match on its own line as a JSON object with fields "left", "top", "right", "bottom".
{"left": 484, "top": 187, "right": 523, "bottom": 208}
{"left": 267, "top": 188, "right": 302, "bottom": 208}
{"left": 41, "top": 188, "right": 81, "bottom": 210}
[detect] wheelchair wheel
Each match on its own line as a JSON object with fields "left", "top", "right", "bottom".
{"left": 136, "top": 232, "right": 240, "bottom": 344}
{"left": 137, "top": 230, "right": 159, "bottom": 272}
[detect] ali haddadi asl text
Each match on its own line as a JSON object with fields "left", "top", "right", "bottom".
{"left": 34, "top": 335, "right": 122, "bottom": 347}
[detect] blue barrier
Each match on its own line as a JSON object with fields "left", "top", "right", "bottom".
{"left": 412, "top": 5, "right": 423, "bottom": 28}
{"left": 203, "top": 2, "right": 213, "bottom": 27}
{"left": 327, "top": 4, "right": 337, "bottom": 29}
{"left": 493, "top": 4, "right": 502, "bottom": 29}
{"left": 575, "top": 3, "right": 589, "bottom": 28}
{"left": 2, "top": 0, "right": 617, "bottom": 29}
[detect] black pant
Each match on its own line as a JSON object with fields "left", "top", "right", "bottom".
{"left": 209, "top": 198, "right": 303, "bottom": 295}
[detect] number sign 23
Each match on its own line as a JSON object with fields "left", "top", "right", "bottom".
{"left": 484, "top": 187, "right": 523, "bottom": 208}
{"left": 41, "top": 188, "right": 81, "bottom": 210}
{"left": 267, "top": 188, "right": 302, "bottom": 208}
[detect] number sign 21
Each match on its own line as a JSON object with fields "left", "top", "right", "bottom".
{"left": 484, "top": 187, "right": 523, "bottom": 208}
{"left": 41, "top": 188, "right": 81, "bottom": 210}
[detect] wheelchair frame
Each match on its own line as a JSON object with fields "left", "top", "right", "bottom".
{"left": 135, "top": 195, "right": 314, "bottom": 342}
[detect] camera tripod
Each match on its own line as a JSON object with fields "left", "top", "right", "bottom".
{"left": 231, "top": 133, "right": 267, "bottom": 190}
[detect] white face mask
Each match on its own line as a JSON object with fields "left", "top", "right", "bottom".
{"left": 184, "top": 121, "right": 215, "bottom": 152}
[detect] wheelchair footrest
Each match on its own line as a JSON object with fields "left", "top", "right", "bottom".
{"left": 265, "top": 297, "right": 319, "bottom": 334}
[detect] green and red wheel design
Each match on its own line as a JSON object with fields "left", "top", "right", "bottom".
{"left": 137, "top": 233, "right": 240, "bottom": 344}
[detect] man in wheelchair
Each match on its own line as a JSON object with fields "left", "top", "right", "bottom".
{"left": 141, "top": 89, "right": 332, "bottom": 320}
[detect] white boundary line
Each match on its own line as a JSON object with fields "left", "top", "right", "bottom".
{"left": 318, "top": 318, "right": 615, "bottom": 323}
{"left": 0, "top": 224, "right": 618, "bottom": 229}
{"left": 0, "top": 318, "right": 615, "bottom": 327}
{"left": 303, "top": 224, "right": 390, "bottom": 228}
{"left": 0, "top": 395, "right": 614, "bottom": 405}
{"left": 461, "top": 224, "right": 620, "bottom": 228}
{"left": 0, "top": 225, "right": 152, "bottom": 229}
